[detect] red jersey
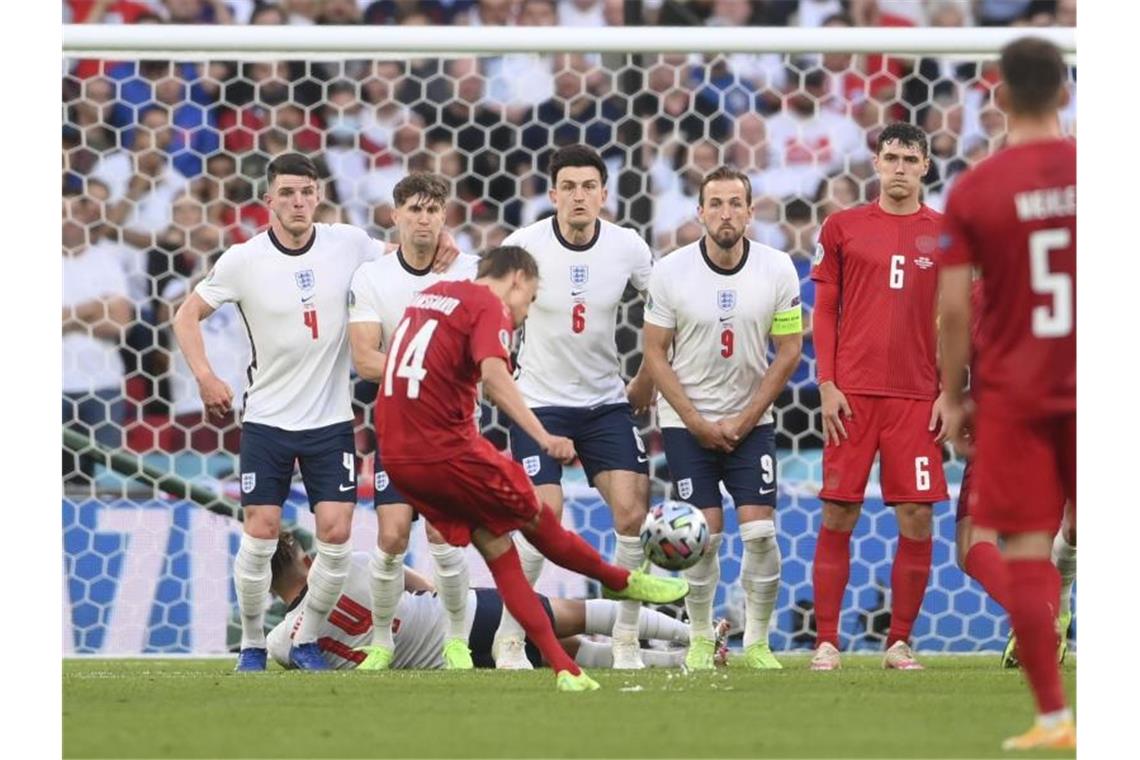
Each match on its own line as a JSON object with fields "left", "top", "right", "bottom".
{"left": 940, "top": 139, "right": 1076, "bottom": 418}
{"left": 811, "top": 203, "right": 942, "bottom": 400}
{"left": 377, "top": 280, "right": 514, "bottom": 463}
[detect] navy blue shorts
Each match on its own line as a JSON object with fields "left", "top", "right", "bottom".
{"left": 239, "top": 421, "right": 357, "bottom": 509}
{"left": 373, "top": 446, "right": 414, "bottom": 511}
{"left": 509, "top": 403, "right": 648, "bottom": 487}
{"left": 468, "top": 588, "right": 554, "bottom": 668}
{"left": 661, "top": 423, "right": 777, "bottom": 509}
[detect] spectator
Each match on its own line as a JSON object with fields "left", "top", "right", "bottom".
{"left": 282, "top": 0, "right": 320, "bottom": 24}
{"left": 484, "top": 0, "right": 558, "bottom": 115}
{"left": 317, "top": 0, "right": 363, "bottom": 23}
{"left": 62, "top": 191, "right": 133, "bottom": 485}
{"left": 651, "top": 139, "right": 720, "bottom": 253}
{"left": 249, "top": 3, "right": 288, "bottom": 24}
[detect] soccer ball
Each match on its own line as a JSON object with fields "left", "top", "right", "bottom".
{"left": 640, "top": 501, "right": 710, "bottom": 571}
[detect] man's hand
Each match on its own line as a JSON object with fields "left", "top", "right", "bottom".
{"left": 626, "top": 373, "right": 655, "bottom": 416}
{"left": 820, "top": 381, "right": 853, "bottom": 447}
{"left": 690, "top": 416, "right": 735, "bottom": 453}
{"left": 942, "top": 396, "right": 976, "bottom": 459}
{"left": 929, "top": 391, "right": 950, "bottom": 444}
{"left": 540, "top": 434, "right": 576, "bottom": 464}
{"left": 432, "top": 230, "right": 461, "bottom": 273}
{"left": 197, "top": 373, "right": 234, "bottom": 421}
{"left": 716, "top": 413, "right": 753, "bottom": 451}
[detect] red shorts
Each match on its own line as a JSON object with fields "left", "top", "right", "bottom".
{"left": 955, "top": 461, "right": 975, "bottom": 523}
{"left": 383, "top": 436, "right": 541, "bottom": 547}
{"left": 820, "top": 394, "right": 948, "bottom": 504}
{"left": 970, "top": 410, "right": 1075, "bottom": 535}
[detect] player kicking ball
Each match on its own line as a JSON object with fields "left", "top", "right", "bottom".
{"left": 643, "top": 167, "right": 803, "bottom": 670}
{"left": 266, "top": 532, "right": 706, "bottom": 671}
{"left": 369, "top": 245, "right": 688, "bottom": 691}
{"left": 940, "top": 36, "right": 1076, "bottom": 750}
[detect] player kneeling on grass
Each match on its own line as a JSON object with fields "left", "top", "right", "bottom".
{"left": 365, "top": 245, "right": 688, "bottom": 691}
{"left": 266, "top": 532, "right": 699, "bottom": 670}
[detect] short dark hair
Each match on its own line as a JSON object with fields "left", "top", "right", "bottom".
{"left": 1000, "top": 36, "right": 1067, "bottom": 115}
{"left": 266, "top": 152, "right": 319, "bottom": 189}
{"left": 699, "top": 166, "right": 753, "bottom": 207}
{"left": 549, "top": 145, "right": 607, "bottom": 186}
{"left": 876, "top": 122, "right": 929, "bottom": 157}
{"left": 477, "top": 245, "right": 540, "bottom": 281}
{"left": 270, "top": 531, "right": 304, "bottom": 586}
{"left": 392, "top": 172, "right": 450, "bottom": 209}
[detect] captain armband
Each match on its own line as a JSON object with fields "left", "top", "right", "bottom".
{"left": 771, "top": 305, "right": 803, "bottom": 336}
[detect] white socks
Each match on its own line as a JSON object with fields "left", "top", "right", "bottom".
{"left": 369, "top": 549, "right": 405, "bottom": 649}
{"left": 683, "top": 532, "right": 723, "bottom": 641}
{"left": 234, "top": 533, "right": 277, "bottom": 650}
{"left": 740, "top": 519, "right": 781, "bottom": 649}
{"left": 583, "top": 599, "right": 690, "bottom": 644}
{"left": 429, "top": 542, "right": 470, "bottom": 640}
{"left": 495, "top": 533, "right": 545, "bottom": 641}
{"left": 1052, "top": 531, "right": 1076, "bottom": 616}
{"left": 294, "top": 539, "right": 352, "bottom": 645}
{"left": 573, "top": 639, "right": 687, "bottom": 668}
{"left": 612, "top": 534, "right": 646, "bottom": 638}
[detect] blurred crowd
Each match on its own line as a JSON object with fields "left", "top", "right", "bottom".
{"left": 61, "top": 0, "right": 1077, "bottom": 475}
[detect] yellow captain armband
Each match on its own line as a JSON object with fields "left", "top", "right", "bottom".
{"left": 771, "top": 305, "right": 803, "bottom": 336}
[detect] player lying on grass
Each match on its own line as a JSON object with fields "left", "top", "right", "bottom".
{"left": 266, "top": 532, "right": 705, "bottom": 670}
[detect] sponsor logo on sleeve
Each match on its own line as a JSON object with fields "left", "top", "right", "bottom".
{"left": 499, "top": 329, "right": 512, "bottom": 351}
{"left": 812, "top": 242, "right": 825, "bottom": 266}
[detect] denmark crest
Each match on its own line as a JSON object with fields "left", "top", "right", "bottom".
{"left": 717, "top": 289, "right": 737, "bottom": 312}
{"left": 295, "top": 269, "right": 315, "bottom": 291}
{"left": 241, "top": 472, "right": 257, "bottom": 494}
{"left": 569, "top": 265, "right": 589, "bottom": 288}
{"left": 677, "top": 478, "right": 693, "bottom": 500}
{"left": 375, "top": 471, "right": 390, "bottom": 492}
{"left": 523, "top": 455, "right": 541, "bottom": 477}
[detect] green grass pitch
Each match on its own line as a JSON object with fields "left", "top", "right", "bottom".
{"left": 63, "top": 656, "right": 1075, "bottom": 759}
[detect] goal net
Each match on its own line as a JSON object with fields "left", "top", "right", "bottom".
{"left": 61, "top": 25, "right": 1076, "bottom": 656}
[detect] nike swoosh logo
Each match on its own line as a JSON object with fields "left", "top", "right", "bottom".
{"left": 338, "top": 483, "right": 355, "bottom": 492}
{"left": 302, "top": 295, "right": 315, "bottom": 303}
{"left": 719, "top": 315, "right": 732, "bottom": 323}
{"left": 571, "top": 290, "right": 586, "bottom": 297}
{"left": 758, "top": 487, "right": 775, "bottom": 495}
{"left": 637, "top": 456, "right": 648, "bottom": 463}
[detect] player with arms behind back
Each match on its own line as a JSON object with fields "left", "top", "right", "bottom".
{"left": 376, "top": 245, "right": 688, "bottom": 691}
{"left": 643, "top": 167, "right": 802, "bottom": 670}
{"left": 809, "top": 123, "right": 949, "bottom": 672}
{"left": 173, "top": 153, "right": 377, "bottom": 671}
{"left": 499, "top": 145, "right": 657, "bottom": 669}
{"left": 347, "top": 173, "right": 480, "bottom": 670}
{"left": 939, "top": 37, "right": 1076, "bottom": 751}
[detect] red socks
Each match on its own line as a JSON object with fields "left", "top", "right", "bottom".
{"left": 523, "top": 505, "right": 630, "bottom": 591}
{"left": 485, "top": 544, "right": 579, "bottom": 675}
{"left": 887, "top": 535, "right": 933, "bottom": 647}
{"left": 812, "top": 526, "right": 852, "bottom": 648}
{"left": 963, "top": 541, "right": 1013, "bottom": 611}
{"left": 1007, "top": 559, "right": 1067, "bottom": 715}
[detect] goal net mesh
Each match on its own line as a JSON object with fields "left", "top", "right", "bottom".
{"left": 61, "top": 45, "right": 1076, "bottom": 655}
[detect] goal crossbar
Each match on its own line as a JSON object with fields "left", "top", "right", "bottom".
{"left": 62, "top": 24, "right": 1076, "bottom": 60}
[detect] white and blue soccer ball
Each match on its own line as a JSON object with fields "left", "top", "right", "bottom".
{"left": 640, "top": 501, "right": 710, "bottom": 571}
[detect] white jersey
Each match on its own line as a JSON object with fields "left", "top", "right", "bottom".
{"left": 505, "top": 217, "right": 653, "bottom": 408}
{"left": 62, "top": 245, "right": 129, "bottom": 394}
{"left": 194, "top": 223, "right": 378, "bottom": 431}
{"left": 267, "top": 553, "right": 478, "bottom": 670}
{"left": 347, "top": 249, "right": 479, "bottom": 345}
{"left": 644, "top": 238, "right": 802, "bottom": 428}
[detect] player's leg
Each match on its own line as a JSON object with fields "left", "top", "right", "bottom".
{"left": 232, "top": 422, "right": 294, "bottom": 671}
{"left": 571, "top": 638, "right": 689, "bottom": 669}
{"left": 956, "top": 461, "right": 1013, "bottom": 612}
{"left": 584, "top": 404, "right": 652, "bottom": 668}
{"left": 974, "top": 412, "right": 1073, "bottom": 749}
{"left": 290, "top": 424, "right": 357, "bottom": 670}
{"left": 498, "top": 408, "right": 569, "bottom": 667}
{"left": 812, "top": 394, "right": 876, "bottom": 670}
{"left": 726, "top": 423, "right": 782, "bottom": 669}
{"left": 470, "top": 526, "right": 597, "bottom": 690}
{"left": 1053, "top": 500, "right": 1076, "bottom": 663}
{"left": 363, "top": 498, "right": 414, "bottom": 669}
{"left": 424, "top": 520, "right": 473, "bottom": 669}
{"left": 547, "top": 598, "right": 690, "bottom": 645}
{"left": 879, "top": 397, "right": 948, "bottom": 670}
{"left": 659, "top": 426, "right": 723, "bottom": 670}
